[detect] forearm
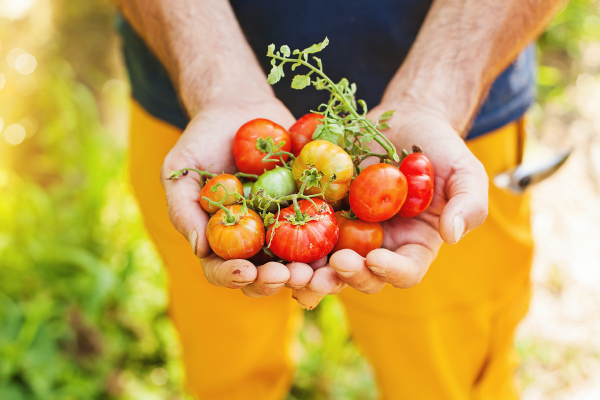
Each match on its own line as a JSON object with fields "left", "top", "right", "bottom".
{"left": 116, "top": 0, "right": 272, "bottom": 116}
{"left": 384, "top": 0, "right": 566, "bottom": 136}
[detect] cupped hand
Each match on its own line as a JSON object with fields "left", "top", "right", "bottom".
{"left": 330, "top": 103, "right": 489, "bottom": 292}
{"left": 160, "top": 98, "right": 343, "bottom": 305}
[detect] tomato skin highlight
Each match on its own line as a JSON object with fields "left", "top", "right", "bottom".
{"left": 292, "top": 140, "right": 353, "bottom": 202}
{"left": 199, "top": 174, "right": 244, "bottom": 214}
{"left": 232, "top": 118, "right": 292, "bottom": 176}
{"left": 266, "top": 199, "right": 339, "bottom": 263}
{"left": 398, "top": 153, "right": 435, "bottom": 218}
{"left": 206, "top": 205, "right": 265, "bottom": 260}
{"left": 349, "top": 163, "right": 408, "bottom": 222}
{"left": 251, "top": 167, "right": 297, "bottom": 212}
{"left": 331, "top": 212, "right": 383, "bottom": 258}
{"left": 288, "top": 113, "right": 323, "bottom": 157}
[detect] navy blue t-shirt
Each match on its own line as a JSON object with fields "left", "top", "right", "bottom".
{"left": 117, "top": 0, "right": 536, "bottom": 140}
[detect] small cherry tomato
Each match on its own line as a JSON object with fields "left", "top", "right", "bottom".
{"left": 349, "top": 163, "right": 408, "bottom": 222}
{"left": 199, "top": 174, "right": 244, "bottom": 214}
{"left": 266, "top": 199, "right": 339, "bottom": 263}
{"left": 331, "top": 211, "right": 383, "bottom": 258}
{"left": 288, "top": 113, "right": 323, "bottom": 157}
{"left": 233, "top": 118, "right": 292, "bottom": 176}
{"left": 398, "top": 146, "right": 435, "bottom": 218}
{"left": 206, "top": 205, "right": 265, "bottom": 260}
{"left": 292, "top": 140, "right": 353, "bottom": 202}
{"left": 251, "top": 167, "right": 297, "bottom": 212}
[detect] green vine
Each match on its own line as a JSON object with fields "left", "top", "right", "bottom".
{"left": 266, "top": 38, "right": 400, "bottom": 164}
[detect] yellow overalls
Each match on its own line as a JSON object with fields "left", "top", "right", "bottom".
{"left": 128, "top": 100, "right": 533, "bottom": 400}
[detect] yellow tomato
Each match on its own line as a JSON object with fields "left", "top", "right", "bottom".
{"left": 292, "top": 140, "right": 353, "bottom": 202}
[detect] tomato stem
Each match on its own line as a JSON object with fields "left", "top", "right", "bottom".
{"left": 269, "top": 53, "right": 399, "bottom": 162}
{"left": 235, "top": 172, "right": 260, "bottom": 180}
{"left": 201, "top": 183, "right": 248, "bottom": 225}
{"left": 167, "top": 168, "right": 217, "bottom": 181}
{"left": 292, "top": 197, "right": 304, "bottom": 222}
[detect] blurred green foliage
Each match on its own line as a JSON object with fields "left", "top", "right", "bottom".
{"left": 0, "top": 0, "right": 598, "bottom": 399}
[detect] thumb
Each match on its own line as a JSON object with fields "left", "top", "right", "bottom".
{"left": 439, "top": 154, "right": 489, "bottom": 244}
{"left": 160, "top": 160, "right": 211, "bottom": 258}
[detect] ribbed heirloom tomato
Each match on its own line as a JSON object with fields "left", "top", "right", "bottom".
{"left": 331, "top": 211, "right": 383, "bottom": 257}
{"left": 398, "top": 146, "right": 435, "bottom": 218}
{"left": 266, "top": 199, "right": 339, "bottom": 263}
{"left": 232, "top": 118, "right": 292, "bottom": 176}
{"left": 288, "top": 113, "right": 323, "bottom": 157}
{"left": 206, "top": 205, "right": 265, "bottom": 260}
{"left": 349, "top": 163, "right": 408, "bottom": 222}
{"left": 292, "top": 140, "right": 353, "bottom": 202}
{"left": 199, "top": 174, "right": 244, "bottom": 214}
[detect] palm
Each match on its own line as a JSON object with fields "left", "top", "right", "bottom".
{"left": 161, "top": 99, "right": 345, "bottom": 306}
{"left": 329, "top": 106, "right": 488, "bottom": 292}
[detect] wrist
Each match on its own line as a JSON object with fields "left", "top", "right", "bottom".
{"left": 179, "top": 71, "right": 275, "bottom": 117}
{"left": 380, "top": 65, "right": 484, "bottom": 137}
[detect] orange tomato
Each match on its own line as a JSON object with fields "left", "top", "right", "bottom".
{"left": 206, "top": 205, "right": 265, "bottom": 260}
{"left": 199, "top": 174, "right": 244, "bottom": 214}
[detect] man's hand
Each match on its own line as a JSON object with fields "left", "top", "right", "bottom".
{"left": 328, "top": 0, "right": 566, "bottom": 292}
{"left": 160, "top": 98, "right": 344, "bottom": 302}
{"left": 330, "top": 103, "right": 489, "bottom": 292}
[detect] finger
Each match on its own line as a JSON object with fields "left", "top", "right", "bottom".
{"left": 308, "top": 266, "right": 346, "bottom": 295}
{"left": 161, "top": 154, "right": 211, "bottom": 258}
{"left": 286, "top": 263, "right": 314, "bottom": 288}
{"left": 200, "top": 254, "right": 257, "bottom": 289}
{"left": 292, "top": 287, "right": 324, "bottom": 310}
{"left": 439, "top": 156, "right": 489, "bottom": 244}
{"left": 329, "top": 249, "right": 386, "bottom": 294}
{"left": 366, "top": 245, "right": 436, "bottom": 289}
{"left": 242, "top": 262, "right": 291, "bottom": 297}
{"left": 308, "top": 256, "right": 328, "bottom": 270}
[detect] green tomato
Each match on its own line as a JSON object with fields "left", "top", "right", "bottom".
{"left": 242, "top": 181, "right": 254, "bottom": 198}
{"left": 251, "top": 167, "right": 297, "bottom": 212}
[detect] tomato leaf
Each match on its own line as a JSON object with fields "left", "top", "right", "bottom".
{"left": 312, "top": 124, "right": 343, "bottom": 145}
{"left": 280, "top": 45, "right": 291, "bottom": 58}
{"left": 379, "top": 110, "right": 395, "bottom": 121}
{"left": 263, "top": 213, "right": 276, "bottom": 227}
{"left": 267, "top": 44, "right": 275, "bottom": 56}
{"left": 302, "top": 37, "right": 329, "bottom": 54}
{"left": 360, "top": 133, "right": 374, "bottom": 143}
{"left": 291, "top": 75, "right": 311, "bottom": 90}
{"left": 267, "top": 64, "right": 284, "bottom": 85}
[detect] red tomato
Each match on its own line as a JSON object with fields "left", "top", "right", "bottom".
{"left": 349, "top": 163, "right": 408, "bottom": 222}
{"left": 199, "top": 174, "right": 244, "bottom": 214}
{"left": 232, "top": 118, "right": 292, "bottom": 175}
{"left": 398, "top": 148, "right": 434, "bottom": 218}
{"left": 332, "top": 211, "right": 383, "bottom": 258}
{"left": 206, "top": 205, "right": 265, "bottom": 260}
{"left": 288, "top": 113, "right": 323, "bottom": 157}
{"left": 266, "top": 199, "right": 339, "bottom": 263}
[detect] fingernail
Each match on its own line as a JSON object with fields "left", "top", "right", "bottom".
{"left": 453, "top": 215, "right": 465, "bottom": 243}
{"left": 337, "top": 270, "right": 356, "bottom": 279}
{"left": 368, "top": 266, "right": 388, "bottom": 276}
{"left": 265, "top": 282, "right": 286, "bottom": 289}
{"left": 189, "top": 229, "right": 198, "bottom": 256}
{"left": 289, "top": 284, "right": 306, "bottom": 289}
